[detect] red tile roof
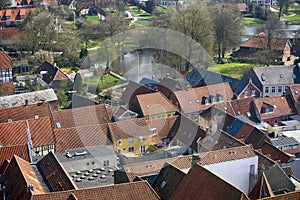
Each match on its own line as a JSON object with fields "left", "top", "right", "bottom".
{"left": 108, "top": 118, "right": 152, "bottom": 140}
{"left": 240, "top": 33, "right": 290, "bottom": 51}
{"left": 0, "top": 51, "right": 12, "bottom": 69}
{"left": 236, "top": 3, "right": 247, "bottom": 12}
{"left": 0, "top": 102, "right": 52, "bottom": 123}
{"left": 288, "top": 84, "right": 300, "bottom": 102}
{"left": 260, "top": 141, "right": 291, "bottom": 163}
{"left": 31, "top": 181, "right": 160, "bottom": 200}
{"left": 36, "top": 152, "right": 77, "bottom": 191}
{"left": 54, "top": 124, "right": 112, "bottom": 152}
{"left": 136, "top": 92, "right": 177, "bottom": 116}
{"left": 0, "top": 27, "right": 19, "bottom": 40}
{"left": 173, "top": 82, "right": 233, "bottom": 114}
{"left": 0, "top": 82, "right": 14, "bottom": 96}
{"left": 170, "top": 164, "right": 249, "bottom": 200}
{"left": 52, "top": 104, "right": 111, "bottom": 129}
{"left": 0, "top": 117, "right": 55, "bottom": 147}
{"left": 121, "top": 81, "right": 154, "bottom": 105}
{"left": 253, "top": 96, "right": 294, "bottom": 120}
{"left": 0, "top": 144, "right": 30, "bottom": 165}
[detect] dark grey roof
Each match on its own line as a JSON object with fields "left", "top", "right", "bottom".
{"left": 225, "top": 118, "right": 245, "bottom": 137}
{"left": 113, "top": 106, "right": 138, "bottom": 121}
{"left": 282, "top": 159, "right": 300, "bottom": 181}
{"left": 249, "top": 66, "right": 296, "bottom": 86}
{"left": 271, "top": 136, "right": 300, "bottom": 147}
{"left": 186, "top": 68, "right": 240, "bottom": 89}
{"left": 230, "top": 79, "right": 250, "bottom": 95}
{"left": 139, "top": 77, "right": 158, "bottom": 89}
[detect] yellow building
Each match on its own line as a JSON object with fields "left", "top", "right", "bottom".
{"left": 108, "top": 118, "right": 153, "bottom": 155}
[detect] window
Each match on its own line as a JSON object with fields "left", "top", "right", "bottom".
{"left": 43, "top": 146, "right": 48, "bottom": 151}
{"left": 103, "top": 160, "right": 109, "bottom": 167}
{"left": 160, "top": 181, "right": 167, "bottom": 188}
{"left": 205, "top": 98, "right": 209, "bottom": 105}
{"left": 128, "top": 147, "right": 134, "bottom": 152}
{"left": 274, "top": 118, "right": 278, "bottom": 124}
{"left": 140, "top": 145, "right": 146, "bottom": 154}
{"left": 162, "top": 114, "right": 166, "bottom": 118}
{"left": 118, "top": 140, "right": 122, "bottom": 145}
{"left": 278, "top": 85, "right": 283, "bottom": 93}
{"left": 271, "top": 86, "right": 276, "bottom": 94}
{"left": 284, "top": 85, "right": 288, "bottom": 92}
{"left": 250, "top": 164, "right": 255, "bottom": 174}
{"left": 145, "top": 116, "right": 149, "bottom": 120}
{"left": 157, "top": 115, "right": 161, "bottom": 119}
{"left": 151, "top": 115, "right": 155, "bottom": 120}
{"left": 265, "top": 86, "right": 270, "bottom": 94}
{"left": 128, "top": 138, "right": 134, "bottom": 143}
{"left": 139, "top": 136, "right": 144, "bottom": 141}
{"left": 251, "top": 90, "right": 256, "bottom": 97}
{"left": 244, "top": 91, "right": 248, "bottom": 98}
{"left": 167, "top": 113, "right": 171, "bottom": 117}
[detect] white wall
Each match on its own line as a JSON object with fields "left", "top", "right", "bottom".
{"left": 203, "top": 156, "right": 258, "bottom": 194}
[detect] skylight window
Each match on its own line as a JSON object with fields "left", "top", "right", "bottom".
{"left": 160, "top": 181, "right": 167, "bottom": 188}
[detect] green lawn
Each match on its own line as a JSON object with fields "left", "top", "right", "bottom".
{"left": 88, "top": 40, "right": 102, "bottom": 49}
{"left": 282, "top": 6, "right": 300, "bottom": 23}
{"left": 208, "top": 62, "right": 253, "bottom": 79}
{"left": 60, "top": 67, "right": 72, "bottom": 73}
{"left": 85, "top": 74, "right": 121, "bottom": 90}
{"left": 155, "top": 6, "right": 169, "bottom": 14}
{"left": 128, "top": 5, "right": 144, "bottom": 15}
{"left": 244, "top": 17, "right": 264, "bottom": 25}
{"left": 86, "top": 15, "right": 100, "bottom": 22}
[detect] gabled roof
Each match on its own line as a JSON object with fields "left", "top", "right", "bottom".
{"left": 0, "top": 117, "right": 55, "bottom": 147}
{"left": 243, "top": 66, "right": 295, "bottom": 86}
{"left": 249, "top": 173, "right": 274, "bottom": 200}
{"left": 52, "top": 104, "right": 111, "bottom": 129}
{"left": 3, "top": 155, "right": 46, "bottom": 199}
{"left": 31, "top": 181, "right": 160, "bottom": 200}
{"left": 253, "top": 96, "right": 295, "bottom": 120}
{"left": 135, "top": 92, "right": 177, "bottom": 116}
{"left": 108, "top": 118, "right": 152, "bottom": 140}
{"left": 240, "top": 33, "right": 290, "bottom": 51}
{"left": 0, "top": 51, "right": 12, "bottom": 70}
{"left": 173, "top": 82, "right": 233, "bottom": 113}
{"left": 0, "top": 102, "right": 52, "bottom": 123}
{"left": 123, "top": 155, "right": 192, "bottom": 182}
{"left": 260, "top": 141, "right": 292, "bottom": 164}
{"left": 225, "top": 118, "right": 254, "bottom": 139}
{"left": 139, "top": 77, "right": 158, "bottom": 89}
{"left": 198, "top": 145, "right": 256, "bottom": 166}
{"left": 186, "top": 68, "right": 240, "bottom": 88}
{"left": 36, "top": 152, "right": 77, "bottom": 192}
{"left": 34, "top": 61, "right": 68, "bottom": 84}
{"left": 271, "top": 136, "right": 299, "bottom": 148}
{"left": 0, "top": 144, "right": 30, "bottom": 165}
{"left": 112, "top": 106, "right": 138, "bottom": 121}
{"left": 288, "top": 84, "right": 300, "bottom": 102}
{"left": 258, "top": 191, "right": 300, "bottom": 200}
{"left": 152, "top": 162, "right": 186, "bottom": 200}
{"left": 54, "top": 124, "right": 112, "bottom": 153}
{"left": 0, "top": 88, "right": 58, "bottom": 109}
{"left": 121, "top": 81, "right": 154, "bottom": 105}
{"left": 170, "top": 164, "right": 249, "bottom": 200}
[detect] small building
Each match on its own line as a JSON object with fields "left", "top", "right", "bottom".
{"left": 286, "top": 84, "right": 300, "bottom": 114}
{"left": 242, "top": 66, "right": 298, "bottom": 98}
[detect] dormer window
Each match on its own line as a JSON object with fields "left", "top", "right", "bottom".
{"left": 211, "top": 96, "right": 216, "bottom": 103}
{"left": 205, "top": 98, "right": 209, "bottom": 105}
{"left": 261, "top": 74, "right": 266, "bottom": 81}
{"left": 261, "top": 104, "right": 274, "bottom": 113}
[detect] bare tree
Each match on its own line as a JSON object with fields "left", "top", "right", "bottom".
{"left": 278, "top": 0, "right": 291, "bottom": 19}
{"left": 213, "top": 4, "right": 244, "bottom": 63}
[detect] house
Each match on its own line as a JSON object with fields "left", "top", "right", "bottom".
{"left": 0, "top": 102, "right": 52, "bottom": 123}
{"left": 54, "top": 124, "right": 112, "bottom": 153}
{"left": 170, "top": 82, "right": 233, "bottom": 121}
{"left": 30, "top": 181, "right": 160, "bottom": 200}
{"left": 235, "top": 33, "right": 291, "bottom": 63}
{"left": 0, "top": 144, "right": 30, "bottom": 166}
{"left": 108, "top": 118, "right": 153, "bottom": 155}
{"left": 139, "top": 77, "right": 158, "bottom": 89}
{"left": 52, "top": 104, "right": 112, "bottom": 129}
{"left": 170, "top": 163, "right": 249, "bottom": 200}
{"left": 235, "top": 3, "right": 248, "bottom": 14}
{"left": 256, "top": 191, "right": 300, "bottom": 200}
{"left": 231, "top": 78, "right": 262, "bottom": 99}
{"left": 157, "top": 77, "right": 183, "bottom": 99}
{"left": 0, "top": 117, "right": 56, "bottom": 157}
{"left": 151, "top": 162, "right": 187, "bottom": 200}
{"left": 0, "top": 8, "right": 35, "bottom": 27}
{"left": 0, "top": 28, "right": 19, "bottom": 45}
{"left": 0, "top": 51, "right": 13, "bottom": 89}
{"left": 270, "top": 136, "right": 300, "bottom": 156}
{"left": 0, "top": 88, "right": 58, "bottom": 110}
{"left": 252, "top": 96, "right": 295, "bottom": 126}
{"left": 1, "top": 152, "right": 77, "bottom": 199}
{"left": 34, "top": 61, "right": 70, "bottom": 90}
{"left": 133, "top": 91, "right": 177, "bottom": 120}
{"left": 248, "top": 173, "right": 275, "bottom": 199}
{"left": 286, "top": 84, "right": 300, "bottom": 114}
{"left": 112, "top": 106, "right": 138, "bottom": 121}
{"left": 242, "top": 66, "right": 298, "bottom": 98}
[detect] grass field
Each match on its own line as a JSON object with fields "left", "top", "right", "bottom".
{"left": 244, "top": 17, "right": 264, "bottom": 25}
{"left": 282, "top": 6, "right": 300, "bottom": 23}
{"left": 208, "top": 62, "right": 253, "bottom": 79}
{"left": 85, "top": 74, "right": 121, "bottom": 90}
{"left": 86, "top": 15, "right": 99, "bottom": 22}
